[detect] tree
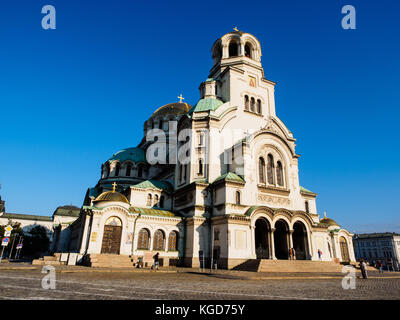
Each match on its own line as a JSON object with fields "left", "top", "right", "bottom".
{"left": 21, "top": 225, "right": 50, "bottom": 258}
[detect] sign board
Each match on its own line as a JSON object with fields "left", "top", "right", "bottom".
{"left": 16, "top": 243, "right": 23, "bottom": 249}
{"left": 4, "top": 231, "right": 11, "bottom": 237}
{"left": 67, "top": 253, "right": 78, "bottom": 266}
{"left": 60, "top": 253, "right": 69, "bottom": 262}
{"left": 2, "top": 237, "right": 9, "bottom": 246}
{"left": 4, "top": 225, "right": 12, "bottom": 233}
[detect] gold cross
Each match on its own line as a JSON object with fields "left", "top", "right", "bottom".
{"left": 112, "top": 182, "right": 117, "bottom": 192}
{"left": 233, "top": 27, "right": 238, "bottom": 32}
{"left": 177, "top": 94, "right": 184, "bottom": 103}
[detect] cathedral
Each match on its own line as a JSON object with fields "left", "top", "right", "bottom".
{"left": 68, "top": 30, "right": 356, "bottom": 268}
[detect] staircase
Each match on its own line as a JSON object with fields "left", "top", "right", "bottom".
{"left": 32, "top": 254, "right": 62, "bottom": 266}
{"left": 233, "top": 259, "right": 347, "bottom": 273}
{"left": 86, "top": 254, "right": 135, "bottom": 268}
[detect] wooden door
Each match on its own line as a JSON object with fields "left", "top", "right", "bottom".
{"left": 101, "top": 225, "right": 122, "bottom": 254}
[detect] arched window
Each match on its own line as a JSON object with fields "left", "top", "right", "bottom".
{"left": 183, "top": 164, "right": 187, "bottom": 181}
{"left": 137, "top": 229, "right": 150, "bottom": 250}
{"left": 259, "top": 157, "right": 265, "bottom": 183}
{"left": 250, "top": 97, "right": 255, "bottom": 112}
{"left": 244, "top": 95, "right": 249, "bottom": 110}
{"left": 229, "top": 41, "right": 238, "bottom": 57}
{"left": 245, "top": 44, "right": 252, "bottom": 58}
{"left": 104, "top": 163, "right": 110, "bottom": 178}
{"left": 159, "top": 196, "right": 165, "bottom": 208}
{"left": 305, "top": 201, "right": 309, "bottom": 213}
{"left": 267, "top": 154, "right": 274, "bottom": 185}
{"left": 137, "top": 165, "right": 143, "bottom": 178}
{"left": 126, "top": 163, "right": 132, "bottom": 177}
{"left": 236, "top": 190, "right": 241, "bottom": 205}
{"left": 158, "top": 120, "right": 163, "bottom": 129}
{"left": 257, "top": 99, "right": 262, "bottom": 114}
{"left": 198, "top": 159, "right": 203, "bottom": 175}
{"left": 168, "top": 231, "right": 179, "bottom": 251}
{"left": 114, "top": 163, "right": 121, "bottom": 177}
{"left": 146, "top": 194, "right": 152, "bottom": 207}
{"left": 276, "top": 161, "right": 284, "bottom": 186}
{"left": 154, "top": 194, "right": 159, "bottom": 207}
{"left": 153, "top": 230, "right": 165, "bottom": 251}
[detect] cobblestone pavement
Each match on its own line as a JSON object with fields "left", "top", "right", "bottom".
{"left": 0, "top": 267, "right": 399, "bottom": 300}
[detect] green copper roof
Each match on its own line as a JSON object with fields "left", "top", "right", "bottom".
{"left": 1, "top": 213, "right": 52, "bottom": 222}
{"left": 213, "top": 172, "right": 245, "bottom": 184}
{"left": 53, "top": 205, "right": 80, "bottom": 217}
{"left": 300, "top": 186, "right": 317, "bottom": 195}
{"left": 189, "top": 98, "right": 224, "bottom": 114}
{"left": 132, "top": 180, "right": 173, "bottom": 193}
{"left": 129, "top": 207, "right": 181, "bottom": 218}
{"left": 108, "top": 147, "right": 146, "bottom": 164}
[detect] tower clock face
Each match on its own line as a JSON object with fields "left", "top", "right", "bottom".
{"left": 249, "top": 76, "right": 256, "bottom": 87}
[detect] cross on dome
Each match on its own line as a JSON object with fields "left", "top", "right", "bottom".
{"left": 177, "top": 94, "right": 185, "bottom": 103}
{"left": 112, "top": 182, "right": 117, "bottom": 192}
{"left": 233, "top": 27, "right": 239, "bottom": 31}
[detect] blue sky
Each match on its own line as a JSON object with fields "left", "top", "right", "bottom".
{"left": 0, "top": 0, "right": 399, "bottom": 233}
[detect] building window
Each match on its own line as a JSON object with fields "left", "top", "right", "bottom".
{"left": 158, "top": 120, "right": 163, "bottom": 129}
{"left": 305, "top": 201, "right": 309, "bottom": 213}
{"left": 198, "top": 159, "right": 203, "bottom": 176}
{"left": 114, "top": 163, "right": 120, "bottom": 177}
{"left": 244, "top": 95, "right": 249, "bottom": 110}
{"left": 267, "top": 154, "right": 274, "bottom": 185}
{"left": 153, "top": 230, "right": 165, "bottom": 251}
{"left": 259, "top": 157, "right": 265, "bottom": 183}
{"left": 229, "top": 41, "right": 238, "bottom": 57}
{"left": 236, "top": 190, "right": 241, "bottom": 205}
{"left": 137, "top": 165, "right": 143, "bottom": 178}
{"left": 245, "top": 44, "right": 251, "bottom": 58}
{"left": 104, "top": 163, "right": 110, "bottom": 178}
{"left": 146, "top": 194, "right": 152, "bottom": 207}
{"left": 276, "top": 161, "right": 284, "bottom": 186}
{"left": 168, "top": 231, "right": 179, "bottom": 251}
{"left": 154, "top": 194, "right": 159, "bottom": 207}
{"left": 159, "top": 196, "right": 165, "bottom": 208}
{"left": 126, "top": 164, "right": 132, "bottom": 177}
{"left": 250, "top": 97, "right": 255, "bottom": 112}
{"left": 257, "top": 99, "right": 262, "bottom": 114}
{"left": 137, "top": 229, "right": 150, "bottom": 250}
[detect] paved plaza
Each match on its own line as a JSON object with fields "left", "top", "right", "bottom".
{"left": 0, "top": 264, "right": 399, "bottom": 300}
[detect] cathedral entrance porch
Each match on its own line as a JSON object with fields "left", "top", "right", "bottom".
{"left": 255, "top": 218, "right": 270, "bottom": 259}
{"left": 101, "top": 217, "right": 122, "bottom": 255}
{"left": 273, "top": 220, "right": 290, "bottom": 260}
{"left": 292, "top": 221, "right": 309, "bottom": 260}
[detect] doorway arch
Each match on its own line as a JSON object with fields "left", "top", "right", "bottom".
{"left": 339, "top": 236, "right": 350, "bottom": 262}
{"left": 255, "top": 218, "right": 270, "bottom": 259}
{"left": 292, "top": 221, "right": 309, "bottom": 260}
{"left": 274, "top": 219, "right": 289, "bottom": 259}
{"left": 101, "top": 216, "right": 122, "bottom": 254}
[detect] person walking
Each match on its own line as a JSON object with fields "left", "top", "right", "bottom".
{"left": 377, "top": 260, "right": 383, "bottom": 273}
{"left": 151, "top": 252, "right": 160, "bottom": 270}
{"left": 317, "top": 249, "right": 322, "bottom": 260}
{"left": 360, "top": 259, "right": 368, "bottom": 279}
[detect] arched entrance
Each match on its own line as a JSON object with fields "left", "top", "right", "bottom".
{"left": 255, "top": 218, "right": 270, "bottom": 259}
{"left": 274, "top": 220, "right": 289, "bottom": 259}
{"left": 339, "top": 236, "right": 350, "bottom": 262}
{"left": 101, "top": 216, "right": 122, "bottom": 254}
{"left": 292, "top": 221, "right": 309, "bottom": 260}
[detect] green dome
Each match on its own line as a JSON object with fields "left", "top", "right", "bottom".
{"left": 108, "top": 147, "right": 146, "bottom": 164}
{"left": 189, "top": 98, "right": 224, "bottom": 114}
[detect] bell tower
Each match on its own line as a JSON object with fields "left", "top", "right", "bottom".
{"left": 206, "top": 30, "right": 276, "bottom": 117}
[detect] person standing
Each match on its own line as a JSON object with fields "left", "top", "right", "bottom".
{"left": 377, "top": 260, "right": 383, "bottom": 273}
{"left": 151, "top": 252, "right": 160, "bottom": 270}
{"left": 317, "top": 249, "right": 322, "bottom": 260}
{"left": 360, "top": 259, "right": 368, "bottom": 279}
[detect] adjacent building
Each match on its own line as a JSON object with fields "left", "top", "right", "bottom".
{"left": 353, "top": 232, "right": 400, "bottom": 269}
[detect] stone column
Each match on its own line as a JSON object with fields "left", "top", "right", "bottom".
{"left": 270, "top": 228, "right": 276, "bottom": 260}
{"left": 289, "top": 229, "right": 294, "bottom": 249}
{"left": 251, "top": 226, "right": 256, "bottom": 258}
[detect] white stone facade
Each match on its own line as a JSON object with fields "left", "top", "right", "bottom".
{"left": 69, "top": 30, "right": 355, "bottom": 268}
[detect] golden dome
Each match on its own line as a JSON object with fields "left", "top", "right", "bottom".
{"left": 94, "top": 191, "right": 130, "bottom": 204}
{"left": 320, "top": 218, "right": 340, "bottom": 227}
{"left": 151, "top": 102, "right": 191, "bottom": 118}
